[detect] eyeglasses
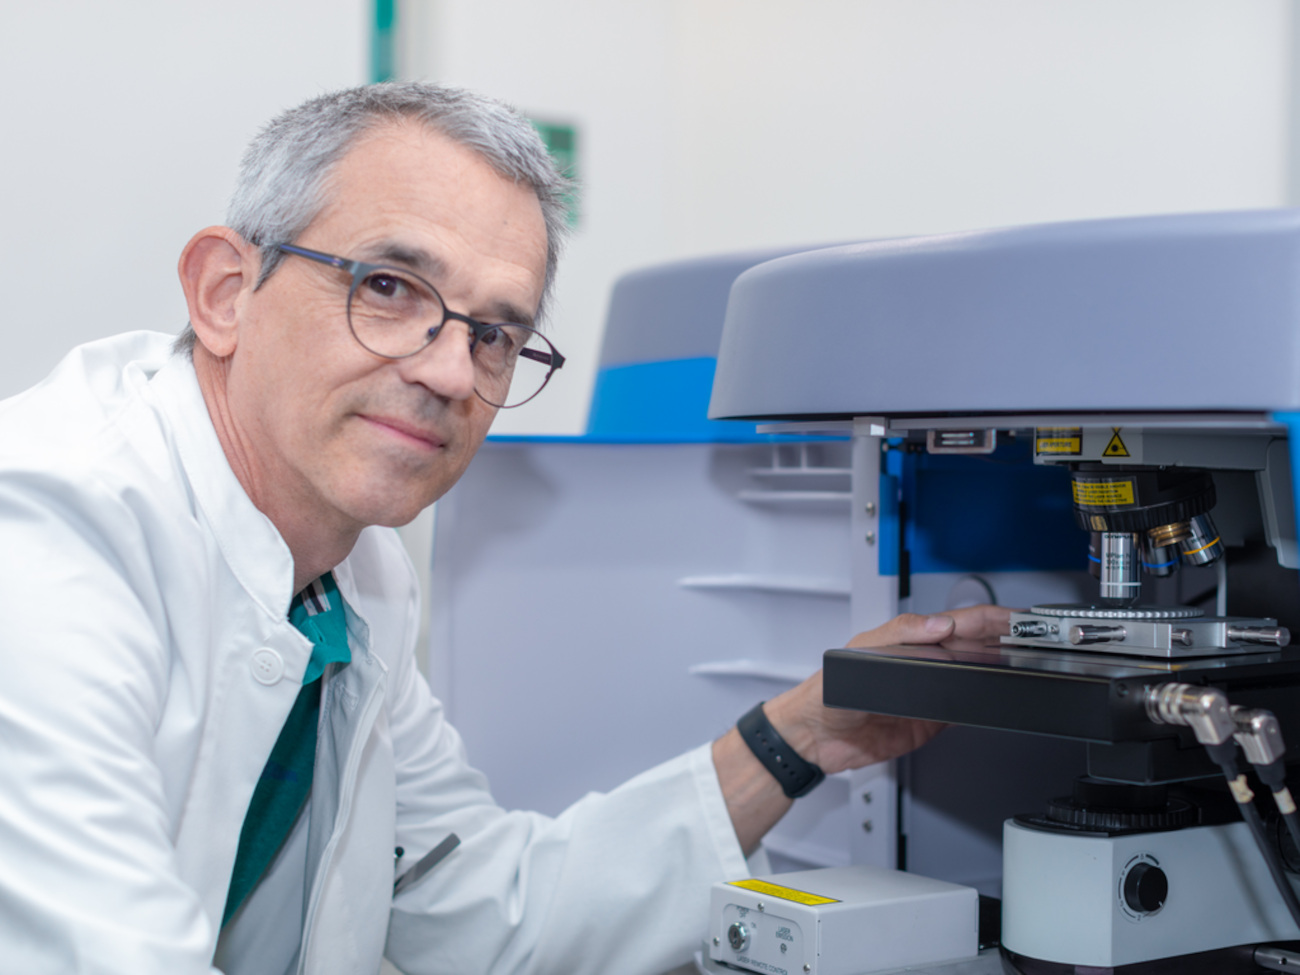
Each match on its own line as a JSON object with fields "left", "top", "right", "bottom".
{"left": 275, "top": 243, "right": 565, "bottom": 408}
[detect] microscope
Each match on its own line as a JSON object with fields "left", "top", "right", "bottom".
{"left": 1005, "top": 437, "right": 1289, "bottom": 658}
{"left": 708, "top": 209, "right": 1300, "bottom": 974}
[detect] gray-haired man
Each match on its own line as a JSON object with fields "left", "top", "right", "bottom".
{"left": 0, "top": 83, "right": 1006, "bottom": 974}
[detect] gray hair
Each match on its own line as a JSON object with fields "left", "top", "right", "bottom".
{"left": 175, "top": 82, "right": 571, "bottom": 355}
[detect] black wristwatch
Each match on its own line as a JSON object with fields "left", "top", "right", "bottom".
{"left": 737, "top": 701, "right": 826, "bottom": 799}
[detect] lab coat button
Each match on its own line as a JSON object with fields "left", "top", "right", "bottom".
{"left": 251, "top": 647, "right": 285, "bottom": 685}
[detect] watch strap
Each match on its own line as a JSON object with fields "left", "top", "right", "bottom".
{"left": 737, "top": 701, "right": 826, "bottom": 799}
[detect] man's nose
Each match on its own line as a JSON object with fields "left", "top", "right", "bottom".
{"left": 397, "top": 322, "right": 478, "bottom": 401}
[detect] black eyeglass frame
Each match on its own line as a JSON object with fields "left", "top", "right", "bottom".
{"left": 274, "top": 242, "right": 565, "bottom": 408}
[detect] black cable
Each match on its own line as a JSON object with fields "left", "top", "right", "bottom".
{"left": 1236, "top": 797, "right": 1300, "bottom": 930}
{"left": 1206, "top": 744, "right": 1300, "bottom": 931}
{"left": 1252, "top": 759, "right": 1300, "bottom": 863}
{"left": 1280, "top": 809, "right": 1300, "bottom": 865}
{"left": 1145, "top": 688, "right": 1300, "bottom": 933}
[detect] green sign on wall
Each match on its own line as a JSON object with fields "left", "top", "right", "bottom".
{"left": 372, "top": 0, "right": 396, "bottom": 83}
{"left": 532, "top": 121, "right": 581, "bottom": 229}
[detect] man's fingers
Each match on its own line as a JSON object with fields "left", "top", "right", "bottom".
{"left": 845, "top": 604, "right": 1012, "bottom": 650}
{"left": 947, "top": 604, "right": 1013, "bottom": 639}
{"left": 845, "top": 612, "right": 955, "bottom": 649}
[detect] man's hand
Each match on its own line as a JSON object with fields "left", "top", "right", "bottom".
{"left": 770, "top": 604, "right": 1010, "bottom": 774}
{"left": 713, "top": 605, "right": 1011, "bottom": 854}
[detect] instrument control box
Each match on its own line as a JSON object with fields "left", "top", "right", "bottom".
{"left": 707, "top": 865, "right": 977, "bottom": 975}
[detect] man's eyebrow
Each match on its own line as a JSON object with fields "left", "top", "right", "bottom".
{"left": 361, "top": 242, "right": 537, "bottom": 329}
{"left": 484, "top": 300, "right": 536, "bottom": 330}
{"left": 364, "top": 242, "right": 447, "bottom": 279}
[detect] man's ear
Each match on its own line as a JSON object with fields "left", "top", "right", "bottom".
{"left": 178, "top": 227, "right": 256, "bottom": 358}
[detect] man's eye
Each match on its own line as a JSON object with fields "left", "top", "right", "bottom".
{"left": 365, "top": 273, "right": 407, "bottom": 299}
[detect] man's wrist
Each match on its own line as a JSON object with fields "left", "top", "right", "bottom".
{"left": 736, "top": 701, "right": 826, "bottom": 799}
{"left": 761, "top": 685, "right": 823, "bottom": 767}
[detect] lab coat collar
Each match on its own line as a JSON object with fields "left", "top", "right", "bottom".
{"left": 329, "top": 559, "right": 373, "bottom": 657}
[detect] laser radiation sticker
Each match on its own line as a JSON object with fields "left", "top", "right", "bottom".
{"left": 727, "top": 879, "right": 839, "bottom": 906}
{"left": 1035, "top": 427, "right": 1083, "bottom": 456}
{"left": 1103, "top": 428, "right": 1131, "bottom": 458}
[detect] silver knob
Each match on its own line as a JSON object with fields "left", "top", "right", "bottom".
{"left": 1226, "top": 625, "right": 1291, "bottom": 647}
{"left": 1069, "top": 624, "right": 1127, "bottom": 646}
{"left": 727, "top": 921, "right": 750, "bottom": 952}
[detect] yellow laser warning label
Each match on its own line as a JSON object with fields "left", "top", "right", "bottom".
{"left": 1103, "top": 428, "right": 1131, "bottom": 458}
{"left": 1035, "top": 427, "right": 1083, "bottom": 455}
{"left": 1073, "top": 480, "right": 1136, "bottom": 507}
{"left": 728, "top": 879, "right": 840, "bottom": 906}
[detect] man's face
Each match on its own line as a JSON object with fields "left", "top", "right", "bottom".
{"left": 223, "top": 122, "right": 548, "bottom": 535}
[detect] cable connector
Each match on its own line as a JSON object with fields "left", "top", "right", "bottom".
{"left": 1231, "top": 705, "right": 1297, "bottom": 819}
{"left": 1231, "top": 706, "right": 1287, "bottom": 767}
{"left": 1148, "top": 687, "right": 1300, "bottom": 931}
{"left": 1144, "top": 682, "right": 1235, "bottom": 746}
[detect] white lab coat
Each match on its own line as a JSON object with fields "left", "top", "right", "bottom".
{"left": 0, "top": 332, "right": 750, "bottom": 975}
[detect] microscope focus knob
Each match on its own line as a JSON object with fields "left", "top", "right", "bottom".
{"left": 1122, "top": 862, "right": 1168, "bottom": 915}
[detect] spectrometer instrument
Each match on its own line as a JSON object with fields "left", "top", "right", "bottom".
{"left": 710, "top": 209, "right": 1300, "bottom": 973}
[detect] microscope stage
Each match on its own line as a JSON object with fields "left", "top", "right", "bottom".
{"left": 1004, "top": 604, "right": 1290, "bottom": 658}
{"left": 822, "top": 642, "right": 1300, "bottom": 782}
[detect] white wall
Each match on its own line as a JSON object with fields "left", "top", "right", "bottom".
{"left": 0, "top": 1, "right": 369, "bottom": 399}
{"left": 399, "top": 0, "right": 1293, "bottom": 436}
{"left": 2, "top": 2, "right": 1291, "bottom": 424}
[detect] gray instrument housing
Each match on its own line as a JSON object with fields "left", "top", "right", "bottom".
{"left": 709, "top": 209, "right": 1300, "bottom": 419}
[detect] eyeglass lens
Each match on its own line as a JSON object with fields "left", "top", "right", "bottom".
{"left": 348, "top": 266, "right": 557, "bottom": 408}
